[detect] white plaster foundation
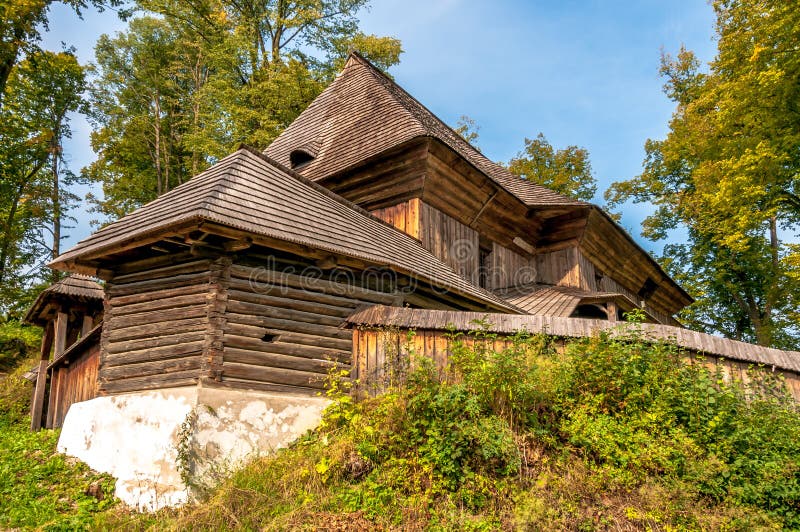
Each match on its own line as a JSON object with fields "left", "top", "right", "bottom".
{"left": 57, "top": 384, "right": 329, "bottom": 511}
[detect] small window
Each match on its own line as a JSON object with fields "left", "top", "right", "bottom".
{"left": 289, "top": 149, "right": 315, "bottom": 169}
{"left": 261, "top": 333, "right": 280, "bottom": 343}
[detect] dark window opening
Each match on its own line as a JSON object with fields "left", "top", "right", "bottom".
{"left": 594, "top": 269, "right": 604, "bottom": 290}
{"left": 261, "top": 333, "right": 280, "bottom": 343}
{"left": 478, "top": 237, "right": 493, "bottom": 289}
{"left": 638, "top": 278, "right": 658, "bottom": 300}
{"left": 290, "top": 149, "right": 315, "bottom": 169}
{"left": 570, "top": 304, "right": 609, "bottom": 320}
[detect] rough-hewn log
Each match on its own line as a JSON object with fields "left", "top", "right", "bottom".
{"left": 101, "top": 374, "right": 198, "bottom": 394}
{"left": 108, "top": 293, "right": 208, "bottom": 317}
{"left": 103, "top": 341, "right": 205, "bottom": 367}
{"left": 108, "top": 318, "right": 208, "bottom": 342}
{"left": 111, "top": 259, "right": 212, "bottom": 284}
{"left": 109, "top": 284, "right": 208, "bottom": 307}
{"left": 224, "top": 334, "right": 349, "bottom": 361}
{"left": 102, "top": 356, "right": 202, "bottom": 381}
{"left": 205, "top": 377, "right": 319, "bottom": 396}
{"left": 224, "top": 347, "right": 339, "bottom": 374}
{"left": 107, "top": 271, "right": 210, "bottom": 297}
{"left": 106, "top": 331, "right": 207, "bottom": 354}
{"left": 225, "top": 316, "right": 351, "bottom": 342}
{"left": 227, "top": 288, "right": 353, "bottom": 318}
{"left": 223, "top": 362, "right": 326, "bottom": 389}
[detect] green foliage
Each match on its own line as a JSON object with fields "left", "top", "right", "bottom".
{"left": 606, "top": 0, "right": 800, "bottom": 348}
{"left": 508, "top": 132, "right": 597, "bottom": 201}
{"left": 98, "top": 327, "right": 800, "bottom": 530}
{"left": 454, "top": 115, "right": 480, "bottom": 147}
{"left": 0, "top": 413, "right": 117, "bottom": 530}
{"left": 0, "top": 49, "right": 86, "bottom": 309}
{"left": 0, "top": 317, "right": 40, "bottom": 372}
{"left": 0, "top": 0, "right": 121, "bottom": 108}
{"left": 87, "top": 0, "right": 403, "bottom": 221}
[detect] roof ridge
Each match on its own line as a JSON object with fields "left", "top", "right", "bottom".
{"left": 345, "top": 52, "right": 583, "bottom": 207}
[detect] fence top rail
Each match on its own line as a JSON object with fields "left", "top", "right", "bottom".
{"left": 344, "top": 305, "right": 800, "bottom": 374}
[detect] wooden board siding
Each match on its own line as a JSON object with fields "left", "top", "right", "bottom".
{"left": 423, "top": 140, "right": 541, "bottom": 251}
{"left": 580, "top": 209, "right": 691, "bottom": 316}
{"left": 371, "top": 198, "right": 421, "bottom": 239}
{"left": 536, "top": 247, "right": 586, "bottom": 289}
{"left": 48, "top": 343, "right": 99, "bottom": 428}
{"left": 218, "top": 262, "right": 399, "bottom": 394}
{"left": 419, "top": 201, "right": 479, "bottom": 282}
{"left": 487, "top": 242, "right": 533, "bottom": 290}
{"left": 99, "top": 258, "right": 217, "bottom": 393}
{"left": 352, "top": 327, "right": 800, "bottom": 402}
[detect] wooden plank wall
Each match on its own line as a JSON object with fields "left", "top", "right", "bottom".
{"left": 536, "top": 247, "right": 586, "bottom": 289}
{"left": 370, "top": 198, "right": 421, "bottom": 239}
{"left": 352, "top": 328, "right": 800, "bottom": 402}
{"left": 100, "top": 259, "right": 215, "bottom": 393}
{"left": 49, "top": 344, "right": 99, "bottom": 428}
{"left": 580, "top": 209, "right": 687, "bottom": 316}
{"left": 419, "top": 201, "right": 479, "bottom": 282}
{"left": 487, "top": 242, "right": 532, "bottom": 290}
{"left": 219, "top": 262, "right": 399, "bottom": 394}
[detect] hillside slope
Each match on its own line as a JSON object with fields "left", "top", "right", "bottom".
{"left": 102, "top": 324, "right": 799, "bottom": 531}
{"left": 2, "top": 321, "right": 798, "bottom": 530}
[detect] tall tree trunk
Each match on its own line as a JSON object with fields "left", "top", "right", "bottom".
{"left": 51, "top": 144, "right": 60, "bottom": 260}
{"left": 153, "top": 93, "right": 163, "bottom": 195}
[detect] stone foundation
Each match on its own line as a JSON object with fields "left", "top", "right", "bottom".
{"left": 57, "top": 384, "right": 329, "bottom": 511}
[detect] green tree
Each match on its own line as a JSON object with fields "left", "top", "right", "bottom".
{"left": 0, "top": 51, "right": 86, "bottom": 307}
{"left": 606, "top": 0, "right": 800, "bottom": 348}
{"left": 87, "top": 0, "right": 402, "bottom": 219}
{"left": 0, "top": 0, "right": 121, "bottom": 106}
{"left": 508, "top": 132, "right": 597, "bottom": 201}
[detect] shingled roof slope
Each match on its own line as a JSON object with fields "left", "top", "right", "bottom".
{"left": 264, "top": 53, "right": 584, "bottom": 208}
{"left": 51, "top": 148, "right": 519, "bottom": 312}
{"left": 24, "top": 274, "right": 104, "bottom": 325}
{"left": 493, "top": 284, "right": 640, "bottom": 318}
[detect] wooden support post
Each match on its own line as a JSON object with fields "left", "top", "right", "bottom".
{"left": 81, "top": 314, "right": 94, "bottom": 337}
{"left": 53, "top": 311, "right": 68, "bottom": 359}
{"left": 45, "top": 312, "right": 69, "bottom": 429}
{"left": 30, "top": 323, "right": 54, "bottom": 431}
{"left": 606, "top": 301, "right": 618, "bottom": 322}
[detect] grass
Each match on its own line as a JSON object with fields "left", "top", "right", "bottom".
{"left": 0, "top": 413, "right": 117, "bottom": 531}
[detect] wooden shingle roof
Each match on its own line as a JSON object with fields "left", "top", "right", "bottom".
{"left": 24, "top": 274, "right": 104, "bottom": 326}
{"left": 264, "top": 52, "right": 585, "bottom": 208}
{"left": 50, "top": 148, "right": 519, "bottom": 312}
{"left": 493, "top": 284, "right": 637, "bottom": 318}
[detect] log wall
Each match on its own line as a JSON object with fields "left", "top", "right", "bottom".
{"left": 99, "top": 258, "right": 216, "bottom": 393}
{"left": 219, "top": 262, "right": 398, "bottom": 394}
{"left": 352, "top": 327, "right": 800, "bottom": 402}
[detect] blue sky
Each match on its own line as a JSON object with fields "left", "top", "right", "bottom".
{"left": 42, "top": 0, "right": 718, "bottom": 250}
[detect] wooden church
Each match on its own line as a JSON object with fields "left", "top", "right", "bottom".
{"left": 25, "top": 53, "right": 800, "bottom": 509}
